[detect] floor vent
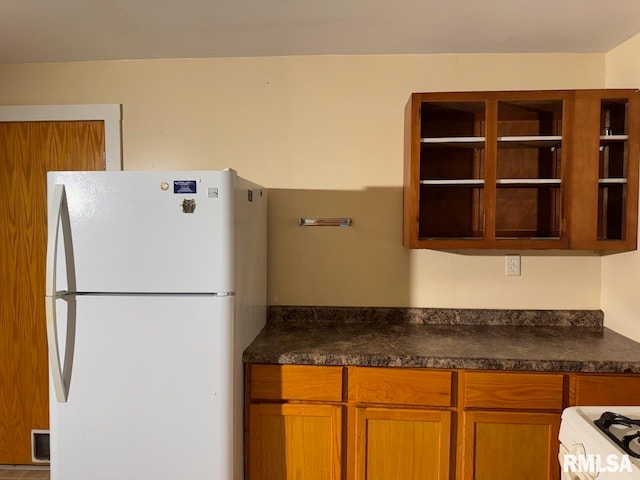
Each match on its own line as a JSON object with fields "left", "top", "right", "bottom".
{"left": 31, "top": 430, "right": 50, "bottom": 463}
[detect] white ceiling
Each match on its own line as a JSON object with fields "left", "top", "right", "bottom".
{"left": 2, "top": 0, "right": 640, "bottom": 64}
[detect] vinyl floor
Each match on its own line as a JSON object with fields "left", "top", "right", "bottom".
{"left": 0, "top": 469, "right": 49, "bottom": 479}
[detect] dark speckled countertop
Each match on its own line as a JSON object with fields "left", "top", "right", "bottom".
{"left": 242, "top": 306, "right": 640, "bottom": 373}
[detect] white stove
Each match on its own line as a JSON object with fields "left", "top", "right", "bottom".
{"left": 560, "top": 407, "right": 640, "bottom": 479}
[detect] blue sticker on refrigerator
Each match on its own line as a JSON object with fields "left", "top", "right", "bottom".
{"left": 174, "top": 180, "right": 197, "bottom": 194}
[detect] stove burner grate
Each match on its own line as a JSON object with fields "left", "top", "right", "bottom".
{"left": 595, "top": 411, "right": 640, "bottom": 458}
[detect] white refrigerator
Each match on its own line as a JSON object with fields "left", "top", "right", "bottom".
{"left": 45, "top": 170, "right": 267, "bottom": 480}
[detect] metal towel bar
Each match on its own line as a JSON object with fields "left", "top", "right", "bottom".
{"left": 298, "top": 218, "right": 353, "bottom": 227}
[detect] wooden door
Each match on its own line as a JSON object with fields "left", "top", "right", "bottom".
{"left": 249, "top": 403, "right": 343, "bottom": 480}
{"left": 355, "top": 407, "right": 451, "bottom": 480}
{"left": 0, "top": 121, "right": 105, "bottom": 464}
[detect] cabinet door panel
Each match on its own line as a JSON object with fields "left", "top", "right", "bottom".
{"left": 462, "top": 411, "right": 560, "bottom": 480}
{"left": 356, "top": 407, "right": 451, "bottom": 480}
{"left": 249, "top": 403, "right": 342, "bottom": 480}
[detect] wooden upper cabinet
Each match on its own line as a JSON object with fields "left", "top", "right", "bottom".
{"left": 403, "top": 89, "right": 640, "bottom": 253}
{"left": 569, "top": 90, "right": 640, "bottom": 252}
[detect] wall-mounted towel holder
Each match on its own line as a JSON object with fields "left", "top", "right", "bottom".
{"left": 298, "top": 218, "right": 353, "bottom": 227}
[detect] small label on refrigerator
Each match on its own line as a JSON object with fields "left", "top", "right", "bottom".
{"left": 174, "top": 181, "right": 197, "bottom": 194}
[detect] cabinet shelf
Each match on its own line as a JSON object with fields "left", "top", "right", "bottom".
{"left": 600, "top": 134, "right": 629, "bottom": 142}
{"left": 420, "top": 137, "right": 485, "bottom": 149}
{"left": 418, "top": 179, "right": 564, "bottom": 188}
{"left": 496, "top": 179, "right": 561, "bottom": 186}
{"left": 599, "top": 135, "right": 629, "bottom": 152}
{"left": 422, "top": 136, "right": 564, "bottom": 149}
{"left": 599, "top": 178, "right": 628, "bottom": 184}
{"left": 498, "top": 136, "right": 562, "bottom": 149}
{"left": 420, "top": 179, "right": 484, "bottom": 185}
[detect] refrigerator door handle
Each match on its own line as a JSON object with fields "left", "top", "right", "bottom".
{"left": 45, "top": 183, "right": 75, "bottom": 403}
{"left": 46, "top": 296, "right": 68, "bottom": 402}
{"left": 46, "top": 184, "right": 66, "bottom": 297}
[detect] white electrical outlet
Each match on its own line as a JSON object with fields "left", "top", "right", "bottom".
{"left": 506, "top": 255, "right": 521, "bottom": 276}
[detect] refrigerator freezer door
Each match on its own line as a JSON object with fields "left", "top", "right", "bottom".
{"left": 49, "top": 294, "right": 234, "bottom": 480}
{"left": 48, "top": 170, "right": 236, "bottom": 294}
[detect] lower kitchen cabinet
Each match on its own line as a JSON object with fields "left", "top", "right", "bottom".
{"left": 355, "top": 407, "right": 451, "bottom": 480}
{"left": 350, "top": 367, "right": 454, "bottom": 480}
{"left": 249, "top": 403, "right": 343, "bottom": 480}
{"left": 459, "top": 371, "right": 563, "bottom": 480}
{"left": 460, "top": 411, "right": 560, "bottom": 480}
{"left": 246, "top": 365, "right": 640, "bottom": 480}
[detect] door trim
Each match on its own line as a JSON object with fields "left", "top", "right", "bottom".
{"left": 0, "top": 104, "right": 122, "bottom": 170}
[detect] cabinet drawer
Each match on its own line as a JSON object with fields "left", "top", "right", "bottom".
{"left": 463, "top": 371, "right": 564, "bottom": 410}
{"left": 250, "top": 364, "right": 344, "bottom": 402}
{"left": 573, "top": 374, "right": 640, "bottom": 406}
{"left": 351, "top": 367, "right": 453, "bottom": 407}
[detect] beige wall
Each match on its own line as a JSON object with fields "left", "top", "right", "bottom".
{"left": 0, "top": 54, "right": 605, "bottom": 308}
{"left": 603, "top": 33, "right": 640, "bottom": 341}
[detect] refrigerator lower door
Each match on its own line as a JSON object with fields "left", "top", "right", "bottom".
{"left": 49, "top": 294, "right": 235, "bottom": 480}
